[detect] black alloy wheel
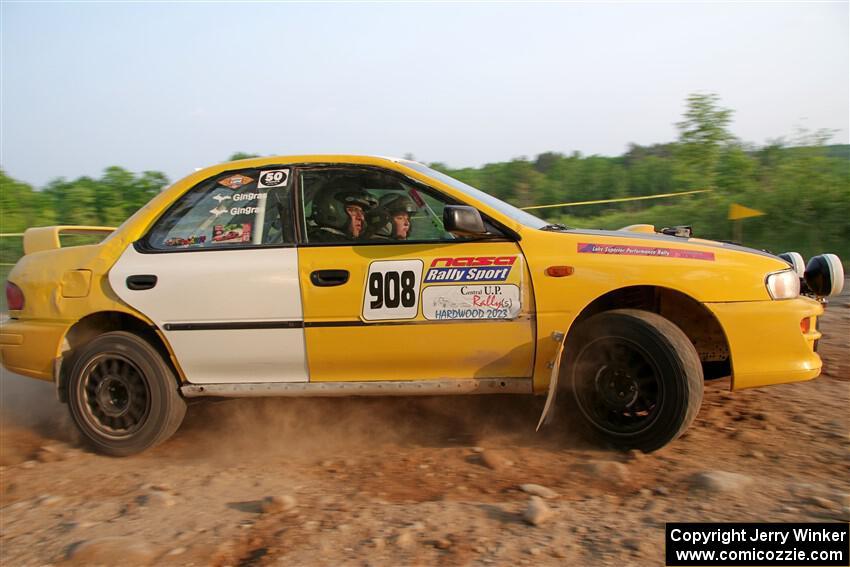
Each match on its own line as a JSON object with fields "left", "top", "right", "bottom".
{"left": 67, "top": 331, "right": 186, "bottom": 456}
{"left": 573, "top": 337, "right": 663, "bottom": 436}
{"left": 77, "top": 353, "right": 151, "bottom": 438}
{"left": 567, "top": 309, "right": 703, "bottom": 452}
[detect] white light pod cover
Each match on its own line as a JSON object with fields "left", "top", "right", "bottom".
{"left": 804, "top": 254, "right": 845, "bottom": 297}
{"left": 778, "top": 252, "right": 806, "bottom": 277}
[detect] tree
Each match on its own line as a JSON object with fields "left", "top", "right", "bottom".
{"left": 627, "top": 155, "right": 676, "bottom": 197}
{"left": 715, "top": 146, "right": 758, "bottom": 194}
{"left": 476, "top": 159, "right": 543, "bottom": 207}
{"left": 623, "top": 143, "right": 674, "bottom": 167}
{"left": 0, "top": 170, "right": 55, "bottom": 262}
{"left": 99, "top": 166, "right": 136, "bottom": 225}
{"left": 46, "top": 177, "right": 99, "bottom": 226}
{"left": 228, "top": 152, "right": 260, "bottom": 161}
{"left": 674, "top": 93, "right": 734, "bottom": 189}
{"left": 533, "top": 152, "right": 563, "bottom": 174}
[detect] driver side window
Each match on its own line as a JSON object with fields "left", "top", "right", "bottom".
{"left": 299, "top": 167, "right": 485, "bottom": 245}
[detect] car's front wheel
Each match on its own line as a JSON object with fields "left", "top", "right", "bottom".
{"left": 67, "top": 331, "right": 186, "bottom": 456}
{"left": 567, "top": 309, "right": 703, "bottom": 452}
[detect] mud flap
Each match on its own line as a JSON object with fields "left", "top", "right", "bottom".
{"left": 536, "top": 332, "right": 567, "bottom": 431}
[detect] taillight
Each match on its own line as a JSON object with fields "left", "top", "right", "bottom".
{"left": 800, "top": 317, "right": 811, "bottom": 334}
{"left": 6, "top": 281, "right": 24, "bottom": 310}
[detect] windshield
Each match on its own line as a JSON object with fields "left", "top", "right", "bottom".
{"left": 400, "top": 161, "right": 548, "bottom": 230}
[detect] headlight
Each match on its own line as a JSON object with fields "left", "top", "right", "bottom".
{"left": 766, "top": 269, "right": 800, "bottom": 300}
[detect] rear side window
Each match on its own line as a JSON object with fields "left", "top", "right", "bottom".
{"left": 144, "top": 168, "right": 295, "bottom": 251}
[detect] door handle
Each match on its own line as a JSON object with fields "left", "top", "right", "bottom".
{"left": 126, "top": 274, "right": 158, "bottom": 291}
{"left": 310, "top": 270, "right": 349, "bottom": 287}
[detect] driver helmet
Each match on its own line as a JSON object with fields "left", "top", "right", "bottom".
{"left": 311, "top": 184, "right": 377, "bottom": 232}
{"left": 367, "top": 193, "right": 417, "bottom": 238}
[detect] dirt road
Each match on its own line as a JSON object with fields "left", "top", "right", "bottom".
{"left": 1, "top": 286, "right": 848, "bottom": 566}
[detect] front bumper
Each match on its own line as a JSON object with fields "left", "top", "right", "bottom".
{"left": 705, "top": 297, "right": 823, "bottom": 390}
{"left": 0, "top": 319, "right": 69, "bottom": 381}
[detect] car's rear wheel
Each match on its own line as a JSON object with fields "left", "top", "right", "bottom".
{"left": 567, "top": 309, "right": 703, "bottom": 452}
{"left": 67, "top": 331, "right": 186, "bottom": 456}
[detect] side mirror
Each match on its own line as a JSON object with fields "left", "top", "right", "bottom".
{"left": 443, "top": 206, "right": 487, "bottom": 237}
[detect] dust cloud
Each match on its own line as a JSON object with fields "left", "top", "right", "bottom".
{"left": 0, "top": 369, "right": 74, "bottom": 465}
{"left": 0, "top": 363, "right": 566, "bottom": 465}
{"left": 0, "top": 370, "right": 65, "bottom": 428}
{"left": 164, "top": 393, "right": 553, "bottom": 463}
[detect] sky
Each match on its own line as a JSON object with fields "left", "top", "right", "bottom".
{"left": 1, "top": 1, "right": 848, "bottom": 188}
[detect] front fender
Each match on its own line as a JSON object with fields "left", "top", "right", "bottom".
{"left": 518, "top": 229, "right": 788, "bottom": 393}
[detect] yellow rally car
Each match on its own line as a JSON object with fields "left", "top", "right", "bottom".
{"left": 1, "top": 156, "right": 844, "bottom": 456}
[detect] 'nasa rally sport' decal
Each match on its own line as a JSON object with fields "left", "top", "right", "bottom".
{"left": 362, "top": 260, "right": 423, "bottom": 321}
{"left": 422, "top": 284, "right": 521, "bottom": 321}
{"left": 424, "top": 256, "right": 517, "bottom": 283}
{"left": 258, "top": 169, "right": 289, "bottom": 189}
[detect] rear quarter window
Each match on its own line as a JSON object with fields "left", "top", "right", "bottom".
{"left": 144, "top": 168, "right": 294, "bottom": 250}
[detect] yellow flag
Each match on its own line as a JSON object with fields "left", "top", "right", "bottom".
{"left": 728, "top": 203, "right": 766, "bottom": 220}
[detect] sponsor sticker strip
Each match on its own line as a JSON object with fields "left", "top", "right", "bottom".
{"left": 213, "top": 223, "right": 252, "bottom": 243}
{"left": 164, "top": 234, "right": 207, "bottom": 247}
{"left": 209, "top": 191, "right": 266, "bottom": 219}
{"left": 360, "top": 256, "right": 523, "bottom": 321}
{"left": 218, "top": 174, "right": 254, "bottom": 190}
{"left": 578, "top": 243, "right": 715, "bottom": 261}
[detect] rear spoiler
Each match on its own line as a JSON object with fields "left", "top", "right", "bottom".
{"left": 23, "top": 226, "right": 116, "bottom": 255}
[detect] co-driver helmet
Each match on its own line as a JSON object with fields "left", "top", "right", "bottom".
{"left": 366, "top": 193, "right": 417, "bottom": 238}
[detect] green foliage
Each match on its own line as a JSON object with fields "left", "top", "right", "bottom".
{"left": 674, "top": 93, "right": 734, "bottom": 189}
{"left": 548, "top": 141, "right": 850, "bottom": 261}
{"left": 1, "top": 170, "right": 55, "bottom": 262}
{"left": 716, "top": 146, "right": 759, "bottom": 194}
{"left": 228, "top": 152, "right": 261, "bottom": 161}
{"left": 1, "top": 167, "right": 169, "bottom": 263}
{"left": 627, "top": 155, "right": 677, "bottom": 197}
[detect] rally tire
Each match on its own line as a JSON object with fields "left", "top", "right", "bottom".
{"left": 566, "top": 309, "right": 703, "bottom": 452}
{"left": 67, "top": 331, "right": 186, "bottom": 457}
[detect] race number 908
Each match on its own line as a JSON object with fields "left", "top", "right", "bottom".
{"left": 369, "top": 271, "right": 416, "bottom": 309}
{"left": 362, "top": 260, "right": 423, "bottom": 321}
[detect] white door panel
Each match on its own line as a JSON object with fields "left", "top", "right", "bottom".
{"left": 165, "top": 330, "right": 306, "bottom": 384}
{"left": 109, "top": 245, "right": 308, "bottom": 384}
{"left": 110, "top": 246, "right": 303, "bottom": 322}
